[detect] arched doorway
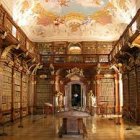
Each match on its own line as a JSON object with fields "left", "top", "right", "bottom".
{"left": 71, "top": 84, "right": 81, "bottom": 107}
{"left": 65, "top": 81, "right": 86, "bottom": 110}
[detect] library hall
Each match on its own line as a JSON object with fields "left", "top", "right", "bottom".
{"left": 0, "top": 0, "right": 140, "bottom": 140}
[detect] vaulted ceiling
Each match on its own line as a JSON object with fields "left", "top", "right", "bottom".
{"left": 1, "top": 0, "right": 138, "bottom": 42}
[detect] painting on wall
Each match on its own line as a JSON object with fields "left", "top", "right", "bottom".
{"left": 12, "top": 0, "right": 137, "bottom": 42}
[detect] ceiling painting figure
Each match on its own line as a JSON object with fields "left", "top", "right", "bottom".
{"left": 12, "top": 0, "right": 137, "bottom": 42}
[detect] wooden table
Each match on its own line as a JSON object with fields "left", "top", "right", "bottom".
{"left": 57, "top": 110, "right": 89, "bottom": 138}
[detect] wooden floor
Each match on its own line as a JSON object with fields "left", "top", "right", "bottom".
{"left": 0, "top": 115, "right": 140, "bottom": 140}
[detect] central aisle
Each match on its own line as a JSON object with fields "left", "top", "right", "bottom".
{"left": 0, "top": 115, "right": 140, "bottom": 140}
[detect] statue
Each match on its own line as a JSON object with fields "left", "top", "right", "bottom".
{"left": 88, "top": 90, "right": 96, "bottom": 115}
{"left": 88, "top": 90, "right": 96, "bottom": 107}
{"left": 55, "top": 91, "right": 64, "bottom": 111}
{"left": 66, "top": 67, "right": 84, "bottom": 78}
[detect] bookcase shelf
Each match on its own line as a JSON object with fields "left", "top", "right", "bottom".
{"left": 129, "top": 69, "right": 137, "bottom": 108}
{"left": 122, "top": 74, "right": 129, "bottom": 107}
{"left": 22, "top": 74, "right": 28, "bottom": 116}
{"left": 13, "top": 70, "right": 21, "bottom": 120}
{"left": 36, "top": 77, "right": 53, "bottom": 113}
{"left": 137, "top": 67, "right": 140, "bottom": 103}
{"left": 2, "top": 64, "right": 12, "bottom": 123}
{"left": 98, "top": 78, "right": 115, "bottom": 114}
{"left": 0, "top": 5, "right": 39, "bottom": 123}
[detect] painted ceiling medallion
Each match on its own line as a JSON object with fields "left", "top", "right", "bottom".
{"left": 12, "top": 0, "right": 136, "bottom": 42}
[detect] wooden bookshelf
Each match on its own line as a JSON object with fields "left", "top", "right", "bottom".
{"left": 22, "top": 73, "right": 28, "bottom": 117}
{"left": 122, "top": 74, "right": 129, "bottom": 108}
{"left": 13, "top": 69, "right": 21, "bottom": 120}
{"left": 97, "top": 78, "right": 115, "bottom": 114}
{"left": 136, "top": 66, "right": 140, "bottom": 100}
{"left": 2, "top": 64, "right": 12, "bottom": 123}
{"left": 36, "top": 77, "right": 53, "bottom": 114}
{"left": 136, "top": 66, "right": 140, "bottom": 123}
{"left": 0, "top": 5, "right": 39, "bottom": 123}
{"left": 1, "top": 51, "right": 13, "bottom": 123}
{"left": 128, "top": 68, "right": 137, "bottom": 119}
{"left": 54, "top": 46, "right": 66, "bottom": 54}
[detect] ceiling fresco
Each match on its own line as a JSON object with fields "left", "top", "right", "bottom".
{"left": 12, "top": 0, "right": 136, "bottom": 42}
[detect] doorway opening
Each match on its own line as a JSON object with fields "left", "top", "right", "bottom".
{"left": 71, "top": 84, "right": 81, "bottom": 107}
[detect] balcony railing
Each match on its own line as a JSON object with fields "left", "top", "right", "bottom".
{"left": 0, "top": 5, "right": 40, "bottom": 62}
{"left": 109, "top": 8, "right": 140, "bottom": 62}
{"left": 41, "top": 54, "right": 109, "bottom": 64}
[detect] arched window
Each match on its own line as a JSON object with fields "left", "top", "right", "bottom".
{"left": 67, "top": 43, "right": 82, "bottom": 62}
{"left": 68, "top": 43, "right": 82, "bottom": 54}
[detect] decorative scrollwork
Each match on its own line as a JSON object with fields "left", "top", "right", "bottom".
{"left": 66, "top": 67, "right": 84, "bottom": 78}
{"left": 1, "top": 45, "right": 16, "bottom": 60}
{"left": 135, "top": 53, "right": 140, "bottom": 65}
{"left": 31, "top": 63, "right": 43, "bottom": 75}
{"left": 49, "top": 63, "right": 55, "bottom": 75}
{"left": 0, "top": 31, "right": 8, "bottom": 39}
